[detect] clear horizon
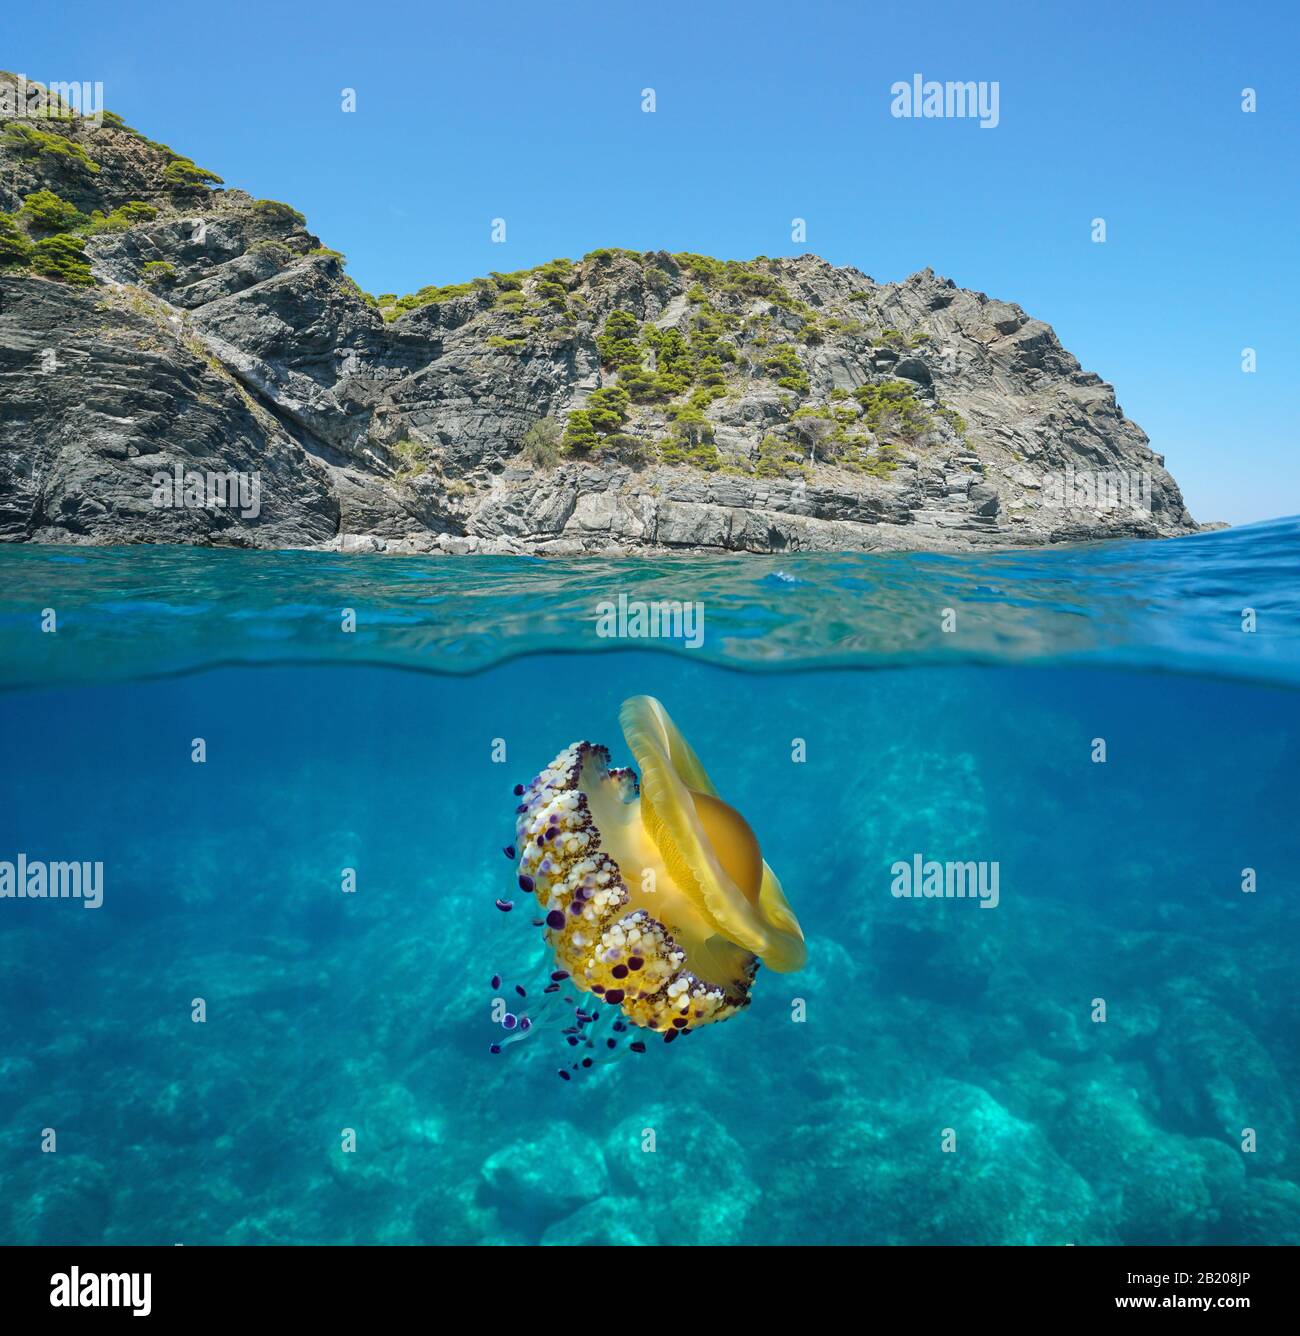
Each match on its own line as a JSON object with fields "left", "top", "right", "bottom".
{"left": 6, "top": 0, "right": 1297, "bottom": 525}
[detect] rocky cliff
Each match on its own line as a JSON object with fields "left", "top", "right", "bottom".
{"left": 0, "top": 75, "right": 1199, "bottom": 554}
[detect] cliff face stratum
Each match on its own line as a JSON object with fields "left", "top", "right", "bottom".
{"left": 0, "top": 74, "right": 1198, "bottom": 554}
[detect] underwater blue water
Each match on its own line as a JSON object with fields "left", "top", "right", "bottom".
{"left": 1, "top": 519, "right": 1298, "bottom": 1244}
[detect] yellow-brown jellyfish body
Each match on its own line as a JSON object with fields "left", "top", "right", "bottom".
{"left": 512, "top": 696, "right": 805, "bottom": 1038}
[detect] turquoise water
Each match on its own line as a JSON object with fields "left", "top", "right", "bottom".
{"left": 1, "top": 519, "right": 1298, "bottom": 1244}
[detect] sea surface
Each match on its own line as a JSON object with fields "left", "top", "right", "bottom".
{"left": 1, "top": 518, "right": 1297, "bottom": 1245}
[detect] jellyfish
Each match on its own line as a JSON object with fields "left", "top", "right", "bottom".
{"left": 491, "top": 696, "right": 805, "bottom": 1071}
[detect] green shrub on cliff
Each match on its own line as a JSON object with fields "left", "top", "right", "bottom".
{"left": 520, "top": 416, "right": 562, "bottom": 469}
{"left": 143, "top": 260, "right": 176, "bottom": 287}
{"left": 389, "top": 438, "right": 432, "bottom": 481}
{"left": 585, "top": 385, "right": 630, "bottom": 433}
{"left": 561, "top": 409, "right": 599, "bottom": 455}
{"left": 761, "top": 343, "right": 809, "bottom": 394}
{"left": 2, "top": 122, "right": 101, "bottom": 173}
{"left": 659, "top": 438, "right": 721, "bottom": 470}
{"left": 0, "top": 213, "right": 33, "bottom": 267}
{"left": 754, "top": 433, "right": 807, "bottom": 479}
{"left": 20, "top": 189, "right": 86, "bottom": 234}
{"left": 253, "top": 199, "right": 306, "bottom": 226}
{"left": 162, "top": 158, "right": 224, "bottom": 188}
{"left": 28, "top": 233, "right": 94, "bottom": 285}
{"left": 85, "top": 200, "right": 158, "bottom": 233}
{"left": 596, "top": 310, "right": 641, "bottom": 368}
{"left": 853, "top": 378, "right": 930, "bottom": 441}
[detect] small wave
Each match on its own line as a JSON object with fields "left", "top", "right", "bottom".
{"left": 0, "top": 517, "right": 1297, "bottom": 691}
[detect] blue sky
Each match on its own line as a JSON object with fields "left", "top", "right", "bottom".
{"left": 7, "top": 0, "right": 1297, "bottom": 523}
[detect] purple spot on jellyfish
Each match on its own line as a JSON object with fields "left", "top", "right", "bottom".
{"left": 545, "top": 910, "right": 565, "bottom": 930}
{"left": 494, "top": 898, "right": 513, "bottom": 912}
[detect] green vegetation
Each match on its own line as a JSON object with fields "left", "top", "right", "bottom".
{"left": 389, "top": 438, "right": 432, "bottom": 481}
{"left": 162, "top": 157, "right": 224, "bottom": 189}
{"left": 874, "top": 327, "right": 931, "bottom": 350}
{"left": 0, "top": 213, "right": 33, "bottom": 267}
{"left": 582, "top": 247, "right": 640, "bottom": 267}
{"left": 253, "top": 199, "right": 306, "bottom": 226}
{"left": 519, "top": 416, "right": 562, "bottom": 469}
{"left": 2, "top": 122, "right": 101, "bottom": 173}
{"left": 249, "top": 238, "right": 294, "bottom": 263}
{"left": 360, "top": 249, "right": 953, "bottom": 477}
{"left": 382, "top": 270, "right": 522, "bottom": 320}
{"left": 938, "top": 405, "right": 968, "bottom": 440}
{"left": 760, "top": 343, "right": 810, "bottom": 394}
{"left": 28, "top": 233, "right": 94, "bottom": 285}
{"left": 659, "top": 402, "right": 717, "bottom": 467}
{"left": 670, "top": 252, "right": 808, "bottom": 312}
{"left": 595, "top": 309, "right": 641, "bottom": 368}
{"left": 99, "top": 110, "right": 187, "bottom": 160}
{"left": 0, "top": 187, "right": 174, "bottom": 287}
{"left": 19, "top": 189, "right": 86, "bottom": 233}
{"left": 531, "top": 258, "right": 572, "bottom": 311}
{"left": 853, "top": 379, "right": 931, "bottom": 441}
{"left": 659, "top": 437, "right": 721, "bottom": 470}
{"left": 85, "top": 200, "right": 158, "bottom": 233}
{"left": 560, "top": 410, "right": 599, "bottom": 454}
{"left": 585, "top": 385, "right": 630, "bottom": 433}
{"left": 561, "top": 385, "right": 639, "bottom": 457}
{"left": 753, "top": 433, "right": 808, "bottom": 479}
{"left": 142, "top": 260, "right": 176, "bottom": 287}
{"left": 340, "top": 275, "right": 379, "bottom": 308}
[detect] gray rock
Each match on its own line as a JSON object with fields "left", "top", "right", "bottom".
{"left": 0, "top": 80, "right": 1202, "bottom": 554}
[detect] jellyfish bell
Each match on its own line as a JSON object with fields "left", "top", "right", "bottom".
{"left": 497, "top": 696, "right": 804, "bottom": 1066}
